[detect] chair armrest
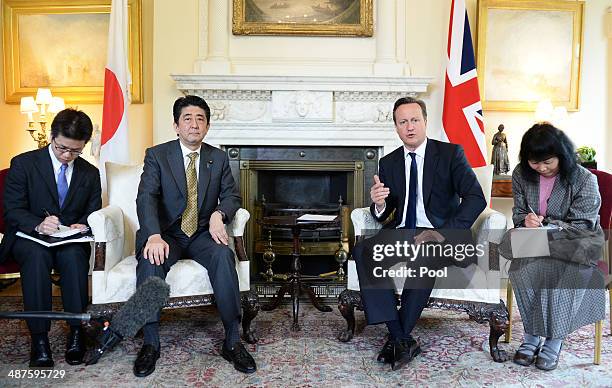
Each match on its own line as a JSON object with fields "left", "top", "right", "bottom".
{"left": 471, "top": 207, "right": 507, "bottom": 244}
{"left": 87, "top": 205, "right": 125, "bottom": 272}
{"left": 227, "top": 208, "right": 250, "bottom": 237}
{"left": 351, "top": 207, "right": 382, "bottom": 238}
{"left": 227, "top": 208, "right": 250, "bottom": 262}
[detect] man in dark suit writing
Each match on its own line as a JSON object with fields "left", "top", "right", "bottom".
{"left": 0, "top": 109, "right": 101, "bottom": 368}
{"left": 133, "top": 95, "right": 255, "bottom": 377}
{"left": 354, "top": 97, "right": 486, "bottom": 370}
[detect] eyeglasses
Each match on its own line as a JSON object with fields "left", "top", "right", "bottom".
{"left": 52, "top": 138, "right": 83, "bottom": 156}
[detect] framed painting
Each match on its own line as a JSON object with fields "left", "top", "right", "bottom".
{"left": 477, "top": 0, "right": 584, "bottom": 111}
{"left": 3, "top": 0, "right": 142, "bottom": 104}
{"left": 232, "top": 0, "right": 373, "bottom": 36}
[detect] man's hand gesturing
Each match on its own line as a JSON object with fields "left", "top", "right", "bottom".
{"left": 370, "top": 175, "right": 390, "bottom": 213}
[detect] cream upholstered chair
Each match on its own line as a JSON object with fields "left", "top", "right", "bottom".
{"left": 87, "top": 162, "right": 259, "bottom": 343}
{"left": 338, "top": 164, "right": 510, "bottom": 362}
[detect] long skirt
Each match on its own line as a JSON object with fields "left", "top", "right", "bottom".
{"left": 509, "top": 257, "right": 605, "bottom": 338}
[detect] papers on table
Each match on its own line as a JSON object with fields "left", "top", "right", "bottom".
{"left": 297, "top": 214, "right": 337, "bottom": 222}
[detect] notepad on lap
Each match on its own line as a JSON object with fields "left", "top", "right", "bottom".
{"left": 511, "top": 228, "right": 550, "bottom": 258}
{"left": 50, "top": 225, "right": 84, "bottom": 238}
{"left": 16, "top": 231, "right": 93, "bottom": 247}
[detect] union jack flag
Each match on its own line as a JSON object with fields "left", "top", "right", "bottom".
{"left": 442, "top": 0, "right": 486, "bottom": 167}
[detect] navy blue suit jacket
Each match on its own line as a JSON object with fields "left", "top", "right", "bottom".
{"left": 0, "top": 147, "right": 102, "bottom": 263}
{"left": 370, "top": 138, "right": 486, "bottom": 230}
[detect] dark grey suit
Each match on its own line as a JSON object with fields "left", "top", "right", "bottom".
{"left": 135, "top": 139, "right": 241, "bottom": 345}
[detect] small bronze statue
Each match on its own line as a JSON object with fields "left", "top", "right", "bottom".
{"left": 491, "top": 124, "right": 510, "bottom": 175}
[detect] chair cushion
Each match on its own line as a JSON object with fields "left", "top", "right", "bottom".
{"left": 92, "top": 257, "right": 250, "bottom": 304}
{"left": 472, "top": 164, "right": 493, "bottom": 206}
{"left": 106, "top": 162, "right": 143, "bottom": 256}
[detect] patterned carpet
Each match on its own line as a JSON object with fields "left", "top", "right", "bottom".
{"left": 0, "top": 296, "right": 610, "bottom": 387}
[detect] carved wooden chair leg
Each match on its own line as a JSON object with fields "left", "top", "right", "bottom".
{"left": 337, "top": 289, "right": 362, "bottom": 342}
{"left": 241, "top": 290, "right": 260, "bottom": 344}
{"left": 488, "top": 301, "right": 510, "bottom": 362}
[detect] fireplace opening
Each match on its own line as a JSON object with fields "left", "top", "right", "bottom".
{"left": 227, "top": 145, "right": 379, "bottom": 289}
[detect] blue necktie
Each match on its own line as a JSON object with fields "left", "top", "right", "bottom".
{"left": 57, "top": 163, "right": 68, "bottom": 207}
{"left": 406, "top": 152, "right": 417, "bottom": 229}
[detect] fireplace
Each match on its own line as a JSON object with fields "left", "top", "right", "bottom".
{"left": 227, "top": 145, "right": 378, "bottom": 277}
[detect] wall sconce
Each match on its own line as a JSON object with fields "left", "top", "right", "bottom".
{"left": 20, "top": 88, "right": 65, "bottom": 149}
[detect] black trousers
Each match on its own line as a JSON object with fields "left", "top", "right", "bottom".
{"left": 12, "top": 239, "right": 90, "bottom": 334}
{"left": 353, "top": 228, "right": 438, "bottom": 337}
{"left": 136, "top": 227, "right": 241, "bottom": 339}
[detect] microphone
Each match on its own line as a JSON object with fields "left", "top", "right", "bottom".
{"left": 84, "top": 276, "right": 170, "bottom": 365}
{"left": 0, "top": 311, "right": 91, "bottom": 321}
{"left": 207, "top": 160, "right": 213, "bottom": 169}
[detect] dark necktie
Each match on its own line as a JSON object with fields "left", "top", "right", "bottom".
{"left": 406, "top": 152, "right": 417, "bottom": 229}
{"left": 57, "top": 163, "right": 69, "bottom": 207}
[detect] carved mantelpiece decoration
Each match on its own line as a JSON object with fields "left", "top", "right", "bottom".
{"left": 172, "top": 74, "right": 433, "bottom": 154}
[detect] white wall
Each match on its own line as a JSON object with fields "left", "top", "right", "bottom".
{"left": 152, "top": 0, "right": 610, "bottom": 171}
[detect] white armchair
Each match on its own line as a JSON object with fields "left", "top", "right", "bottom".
{"left": 87, "top": 162, "right": 259, "bottom": 343}
{"left": 338, "top": 165, "right": 510, "bottom": 362}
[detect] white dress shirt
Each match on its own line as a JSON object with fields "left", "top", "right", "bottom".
{"left": 48, "top": 144, "right": 74, "bottom": 186}
{"left": 376, "top": 139, "right": 434, "bottom": 228}
{"left": 179, "top": 141, "right": 201, "bottom": 181}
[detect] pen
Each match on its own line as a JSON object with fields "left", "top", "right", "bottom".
{"left": 527, "top": 204, "right": 544, "bottom": 227}
{"left": 42, "top": 208, "right": 60, "bottom": 231}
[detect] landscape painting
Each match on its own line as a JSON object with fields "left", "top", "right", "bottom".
{"left": 233, "top": 0, "right": 373, "bottom": 36}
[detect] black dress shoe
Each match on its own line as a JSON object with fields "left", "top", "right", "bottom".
{"left": 390, "top": 338, "right": 421, "bottom": 371}
{"left": 30, "top": 337, "right": 54, "bottom": 368}
{"left": 65, "top": 327, "right": 85, "bottom": 365}
{"left": 377, "top": 338, "right": 395, "bottom": 363}
{"left": 378, "top": 335, "right": 414, "bottom": 364}
{"left": 133, "top": 344, "right": 160, "bottom": 377}
{"left": 221, "top": 342, "right": 257, "bottom": 374}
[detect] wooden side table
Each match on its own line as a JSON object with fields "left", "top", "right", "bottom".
{"left": 492, "top": 176, "right": 512, "bottom": 198}
{"left": 259, "top": 215, "right": 338, "bottom": 331}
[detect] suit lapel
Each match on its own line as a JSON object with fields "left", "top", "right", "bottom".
{"left": 61, "top": 158, "right": 85, "bottom": 211}
{"left": 168, "top": 140, "right": 187, "bottom": 199}
{"left": 422, "top": 139, "right": 438, "bottom": 206}
{"left": 392, "top": 148, "right": 406, "bottom": 216}
{"left": 33, "top": 148, "right": 60, "bottom": 208}
{"left": 197, "top": 144, "right": 211, "bottom": 211}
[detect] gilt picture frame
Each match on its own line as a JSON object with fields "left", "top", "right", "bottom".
{"left": 477, "top": 0, "right": 584, "bottom": 111}
{"left": 3, "top": 0, "right": 142, "bottom": 104}
{"left": 232, "top": 0, "right": 373, "bottom": 37}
